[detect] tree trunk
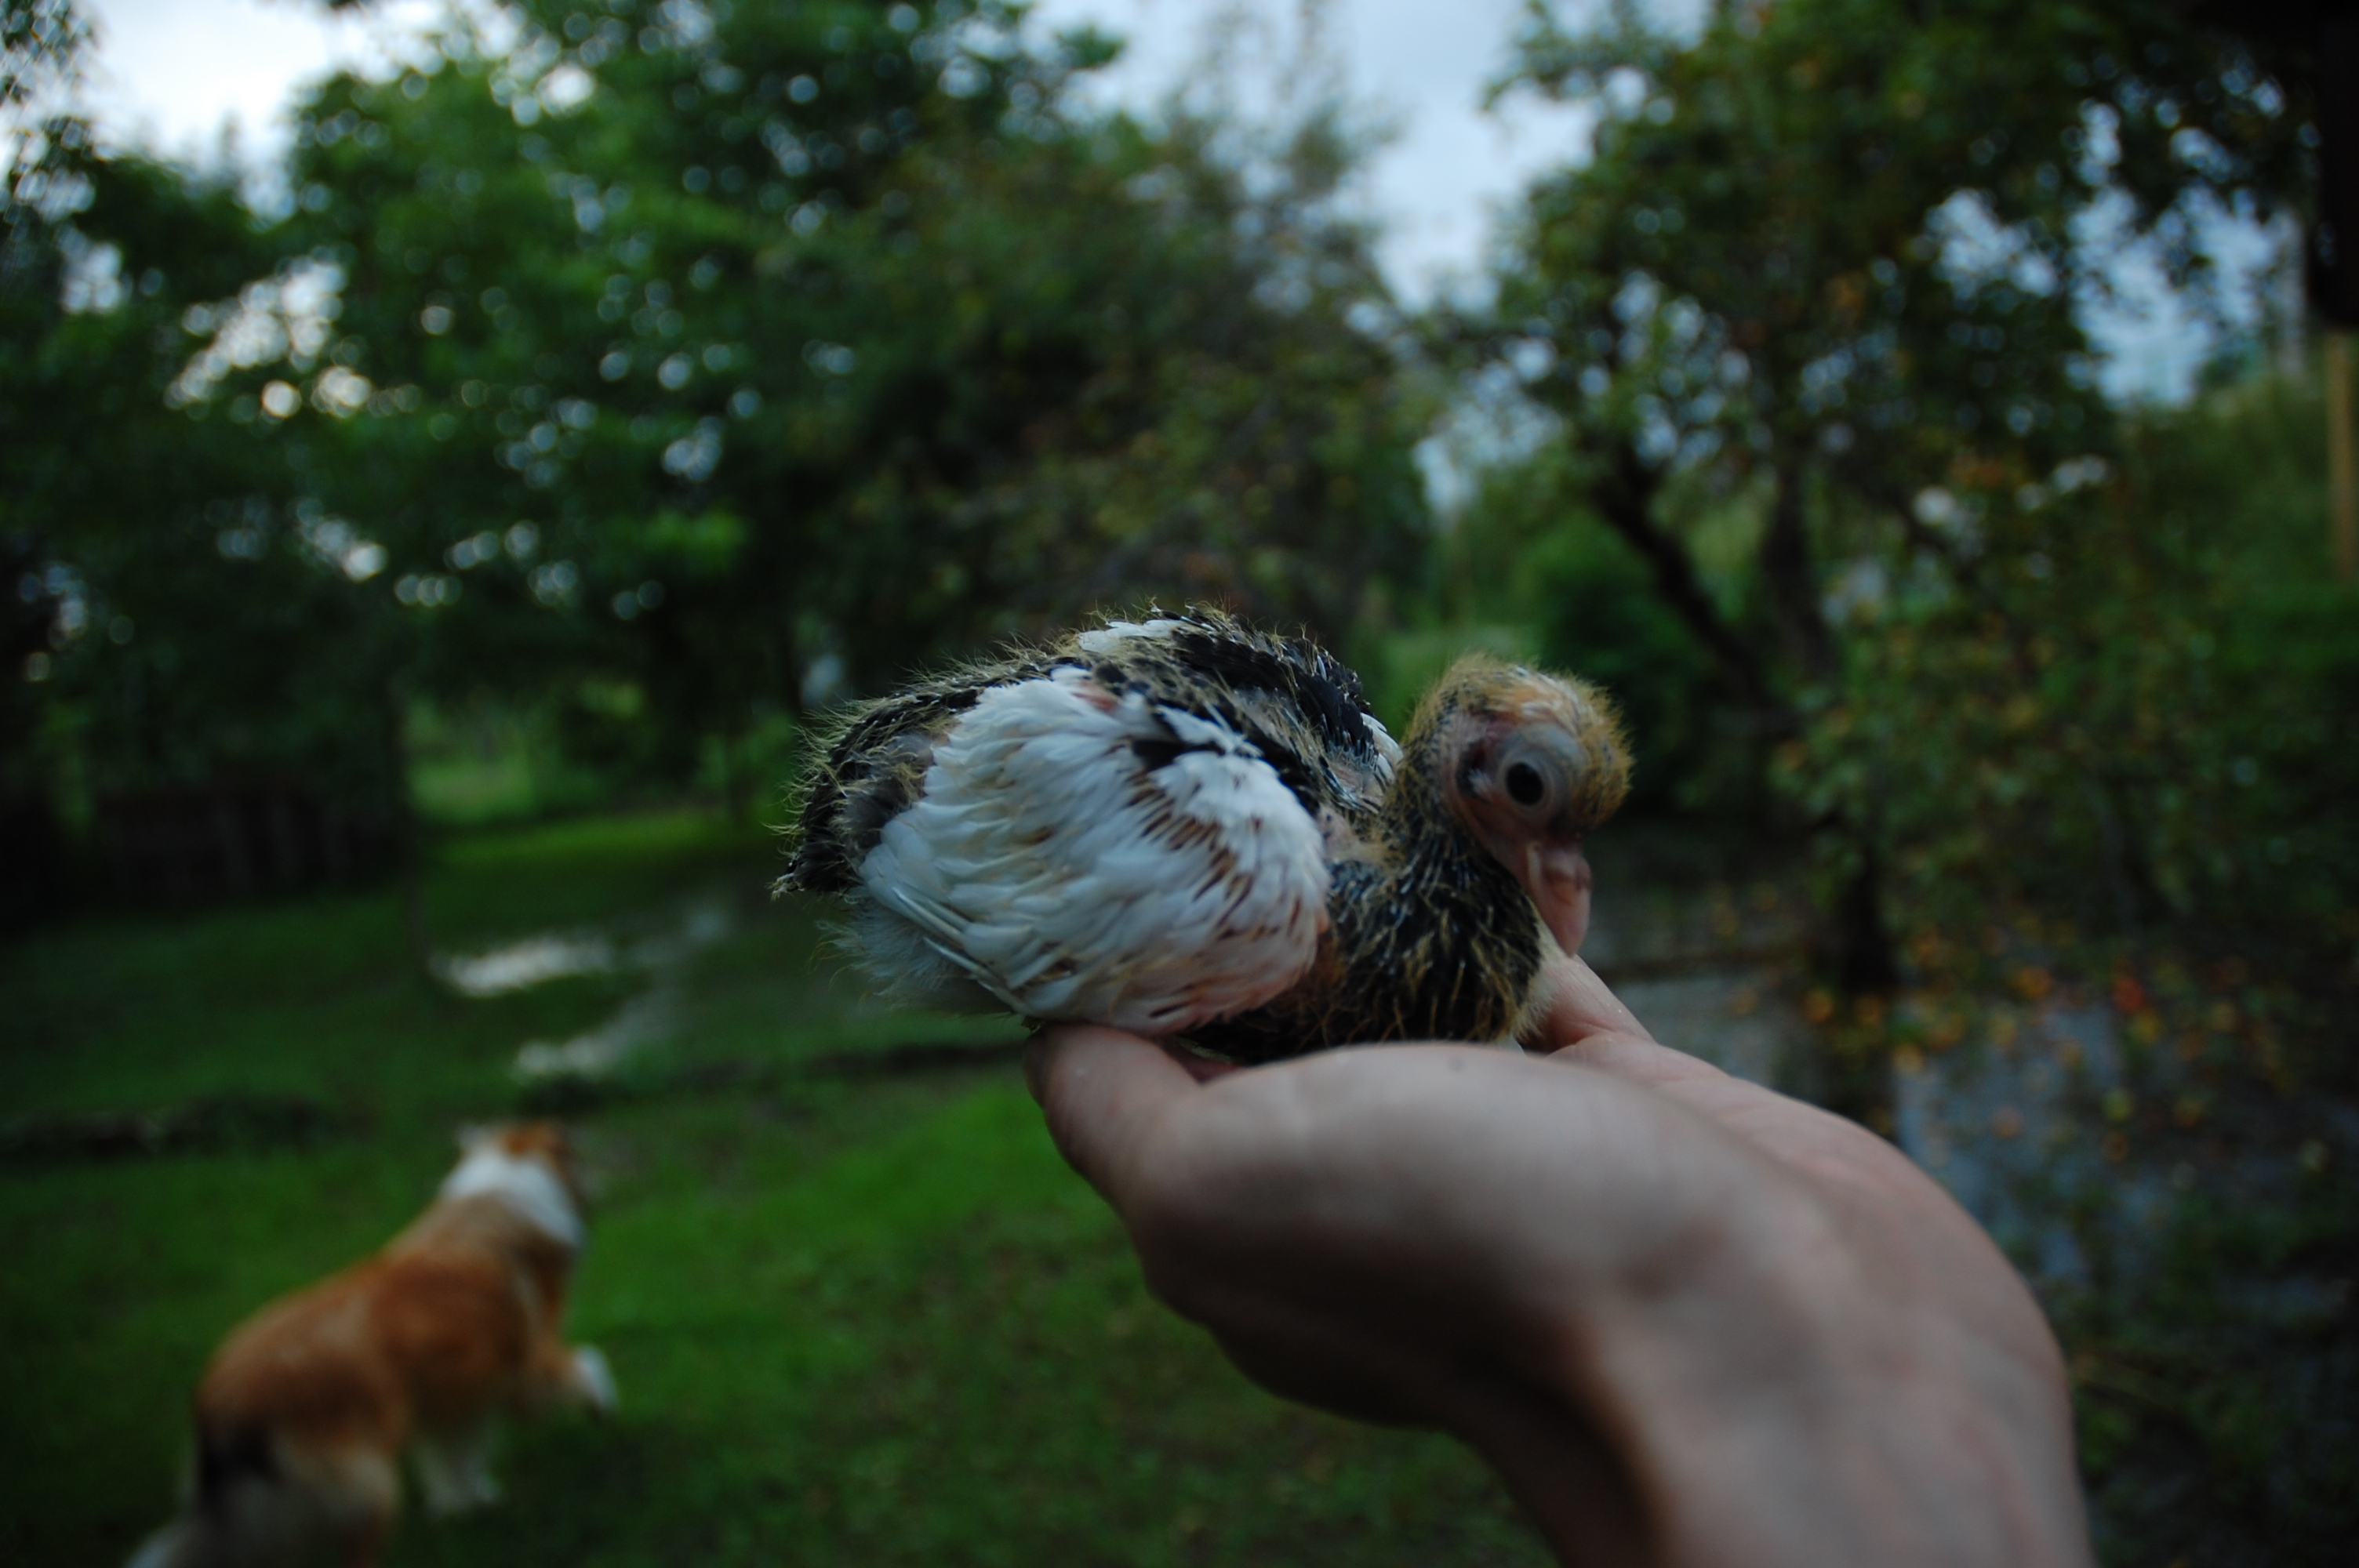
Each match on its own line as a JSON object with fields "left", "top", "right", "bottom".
{"left": 1832, "top": 837, "right": 1899, "bottom": 993}
{"left": 719, "top": 724, "right": 751, "bottom": 821}
{"left": 1590, "top": 442, "right": 1783, "bottom": 719}
{"left": 383, "top": 686, "right": 433, "bottom": 976}
{"left": 2328, "top": 330, "right": 2356, "bottom": 583}
{"left": 1757, "top": 452, "right": 1839, "bottom": 687}
{"left": 1819, "top": 835, "right": 1900, "bottom": 1137}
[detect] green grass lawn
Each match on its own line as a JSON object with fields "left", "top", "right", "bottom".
{"left": 0, "top": 808, "right": 1546, "bottom": 1566}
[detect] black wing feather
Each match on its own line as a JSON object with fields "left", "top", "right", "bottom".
{"left": 779, "top": 609, "right": 1385, "bottom": 895}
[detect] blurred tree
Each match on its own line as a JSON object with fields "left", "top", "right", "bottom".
{"left": 9, "top": 5, "right": 408, "bottom": 920}
{"left": 7, "top": 2, "right": 444, "bottom": 924}
{"left": 1466, "top": 21, "right": 2356, "bottom": 1548}
{"left": 2, "top": 147, "right": 421, "bottom": 906}
{"left": 11, "top": 0, "right": 1430, "bottom": 887}
{"left": 203, "top": 0, "right": 1429, "bottom": 797}
{"left": 2186, "top": 1, "right": 2357, "bottom": 582}
{"left": 1477, "top": 0, "right": 2330, "bottom": 990}
{"left": 0, "top": 0, "right": 89, "bottom": 926}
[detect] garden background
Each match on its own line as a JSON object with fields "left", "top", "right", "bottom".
{"left": 4, "top": 2, "right": 2355, "bottom": 1563}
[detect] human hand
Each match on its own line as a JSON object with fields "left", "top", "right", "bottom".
{"left": 1025, "top": 956, "right": 2092, "bottom": 1567}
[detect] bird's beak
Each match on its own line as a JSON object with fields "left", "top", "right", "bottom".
{"left": 1496, "top": 721, "right": 1600, "bottom": 954}
{"left": 1517, "top": 839, "right": 1593, "bottom": 956}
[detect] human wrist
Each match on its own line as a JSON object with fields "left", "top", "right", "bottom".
{"left": 1547, "top": 1209, "right": 2088, "bottom": 1566}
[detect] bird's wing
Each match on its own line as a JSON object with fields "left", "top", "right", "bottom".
{"left": 1067, "top": 613, "right": 1399, "bottom": 820}
{"left": 852, "top": 665, "right": 1331, "bottom": 1036}
{"left": 782, "top": 656, "right": 1058, "bottom": 895}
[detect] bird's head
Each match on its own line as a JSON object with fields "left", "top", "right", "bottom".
{"left": 1408, "top": 656, "right": 1630, "bottom": 956}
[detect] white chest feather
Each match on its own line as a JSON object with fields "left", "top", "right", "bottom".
{"left": 854, "top": 666, "right": 1330, "bottom": 1036}
{"left": 441, "top": 1146, "right": 585, "bottom": 1250}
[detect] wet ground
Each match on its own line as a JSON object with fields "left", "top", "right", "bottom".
{"left": 1584, "top": 825, "right": 2179, "bottom": 1292}
{"left": 1583, "top": 826, "right": 1817, "bottom": 1090}
{"left": 435, "top": 895, "right": 740, "bottom": 1083}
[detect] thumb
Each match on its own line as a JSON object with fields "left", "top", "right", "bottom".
{"left": 1533, "top": 955, "right": 1656, "bottom": 1047}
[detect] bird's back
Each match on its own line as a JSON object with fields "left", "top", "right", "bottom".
{"left": 782, "top": 613, "right": 1398, "bottom": 1035}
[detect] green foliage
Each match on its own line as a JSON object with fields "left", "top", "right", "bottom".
{"left": 1788, "top": 372, "right": 2359, "bottom": 953}
{"left": 2066, "top": 1149, "right": 2359, "bottom": 1564}
{"left": 10, "top": 0, "right": 1430, "bottom": 825}
{"left": 2, "top": 148, "right": 409, "bottom": 814}
{"left": 0, "top": 0, "right": 81, "bottom": 100}
{"left": 5, "top": 0, "right": 411, "bottom": 817}
{"left": 2128, "top": 376, "right": 2359, "bottom": 934}
{"left": 249, "top": 0, "right": 1425, "bottom": 753}
{"left": 1472, "top": 0, "right": 2332, "bottom": 984}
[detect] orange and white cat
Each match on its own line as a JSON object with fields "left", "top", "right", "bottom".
{"left": 129, "top": 1123, "right": 617, "bottom": 1568}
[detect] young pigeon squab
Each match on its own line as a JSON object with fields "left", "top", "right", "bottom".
{"left": 780, "top": 612, "right": 1630, "bottom": 1062}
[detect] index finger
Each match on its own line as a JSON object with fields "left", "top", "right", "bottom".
{"left": 1534, "top": 954, "right": 1656, "bottom": 1046}
{"left": 1026, "top": 1024, "right": 1201, "bottom": 1207}
{"left": 1532, "top": 956, "right": 1736, "bottom": 1090}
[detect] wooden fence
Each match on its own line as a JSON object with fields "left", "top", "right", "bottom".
{"left": 93, "top": 782, "right": 395, "bottom": 904}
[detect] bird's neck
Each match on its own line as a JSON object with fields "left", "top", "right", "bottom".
{"left": 1372, "top": 743, "right": 1521, "bottom": 898}
{"left": 1343, "top": 736, "right": 1545, "bottom": 1040}
{"left": 1183, "top": 735, "right": 1547, "bottom": 1059}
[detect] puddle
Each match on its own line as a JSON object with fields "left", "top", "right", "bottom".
{"left": 434, "top": 934, "right": 616, "bottom": 997}
{"left": 1588, "top": 869, "right": 2183, "bottom": 1298}
{"left": 1616, "top": 967, "right": 1805, "bottom": 1087}
{"left": 431, "top": 896, "right": 738, "bottom": 1084}
{"left": 513, "top": 989, "right": 676, "bottom": 1081}
{"left": 1893, "top": 1000, "right": 2192, "bottom": 1297}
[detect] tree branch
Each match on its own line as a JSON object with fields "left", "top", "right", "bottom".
{"left": 1757, "top": 451, "right": 1841, "bottom": 688}
{"left": 1588, "top": 441, "right": 1784, "bottom": 720}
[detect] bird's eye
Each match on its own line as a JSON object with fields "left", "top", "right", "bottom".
{"left": 1505, "top": 760, "right": 1546, "bottom": 807}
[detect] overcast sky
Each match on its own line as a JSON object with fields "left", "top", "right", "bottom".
{"left": 75, "top": 1, "right": 433, "bottom": 154}
{"left": 72, "top": 0, "right": 2255, "bottom": 398}
{"left": 77, "top": 0, "right": 1599, "bottom": 303}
